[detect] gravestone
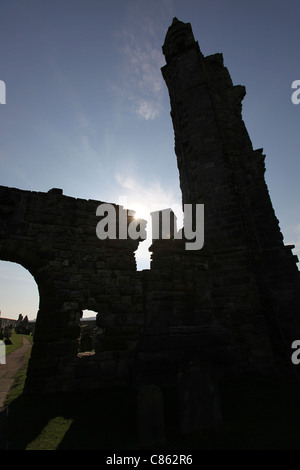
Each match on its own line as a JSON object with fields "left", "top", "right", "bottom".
{"left": 0, "top": 341, "right": 5, "bottom": 364}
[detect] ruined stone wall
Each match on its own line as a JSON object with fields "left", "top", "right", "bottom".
{"left": 1, "top": 20, "right": 300, "bottom": 441}
{"left": 0, "top": 184, "right": 234, "bottom": 397}
{"left": 135, "top": 238, "right": 236, "bottom": 389}
{"left": 161, "top": 18, "right": 300, "bottom": 375}
{"left": 0, "top": 185, "right": 144, "bottom": 392}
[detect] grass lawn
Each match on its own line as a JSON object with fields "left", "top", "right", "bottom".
{"left": 5, "top": 349, "right": 300, "bottom": 451}
{"left": 5, "top": 332, "right": 33, "bottom": 356}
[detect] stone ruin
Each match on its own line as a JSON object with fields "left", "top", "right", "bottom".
{"left": 0, "top": 18, "right": 299, "bottom": 444}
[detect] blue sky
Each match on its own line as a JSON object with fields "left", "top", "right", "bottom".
{"left": 0, "top": 0, "right": 299, "bottom": 320}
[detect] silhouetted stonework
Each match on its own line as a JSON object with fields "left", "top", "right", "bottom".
{"left": 0, "top": 186, "right": 144, "bottom": 392}
{"left": 161, "top": 18, "right": 300, "bottom": 373}
{"left": 0, "top": 19, "right": 299, "bottom": 440}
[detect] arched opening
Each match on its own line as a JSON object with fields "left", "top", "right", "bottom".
{"left": 0, "top": 260, "right": 39, "bottom": 322}
{"left": 0, "top": 246, "right": 75, "bottom": 395}
{"left": 78, "top": 309, "right": 98, "bottom": 355}
{"left": 81, "top": 309, "right": 97, "bottom": 321}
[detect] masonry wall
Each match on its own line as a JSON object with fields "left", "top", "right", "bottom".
{"left": 0, "top": 185, "right": 145, "bottom": 392}
{"left": 0, "top": 19, "right": 299, "bottom": 402}
{"left": 161, "top": 18, "right": 300, "bottom": 375}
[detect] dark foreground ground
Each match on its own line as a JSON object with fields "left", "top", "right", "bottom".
{"left": 5, "top": 373, "right": 300, "bottom": 451}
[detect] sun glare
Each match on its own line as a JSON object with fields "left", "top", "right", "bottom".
{"left": 132, "top": 204, "right": 149, "bottom": 221}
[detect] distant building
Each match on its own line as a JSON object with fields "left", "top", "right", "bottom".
{"left": 0, "top": 317, "right": 18, "bottom": 329}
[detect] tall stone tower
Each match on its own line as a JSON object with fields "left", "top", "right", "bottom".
{"left": 161, "top": 18, "right": 300, "bottom": 374}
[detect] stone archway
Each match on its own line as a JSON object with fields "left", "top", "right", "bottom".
{"left": 0, "top": 238, "right": 77, "bottom": 394}
{"left": 0, "top": 241, "right": 59, "bottom": 339}
{"left": 0, "top": 185, "right": 142, "bottom": 394}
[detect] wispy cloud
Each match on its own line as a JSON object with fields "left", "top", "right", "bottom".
{"left": 135, "top": 98, "right": 161, "bottom": 121}
{"left": 115, "top": 171, "right": 182, "bottom": 216}
{"left": 112, "top": 5, "right": 168, "bottom": 121}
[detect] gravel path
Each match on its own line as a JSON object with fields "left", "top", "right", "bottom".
{"left": 0, "top": 337, "right": 31, "bottom": 408}
{"left": 0, "top": 337, "right": 32, "bottom": 449}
